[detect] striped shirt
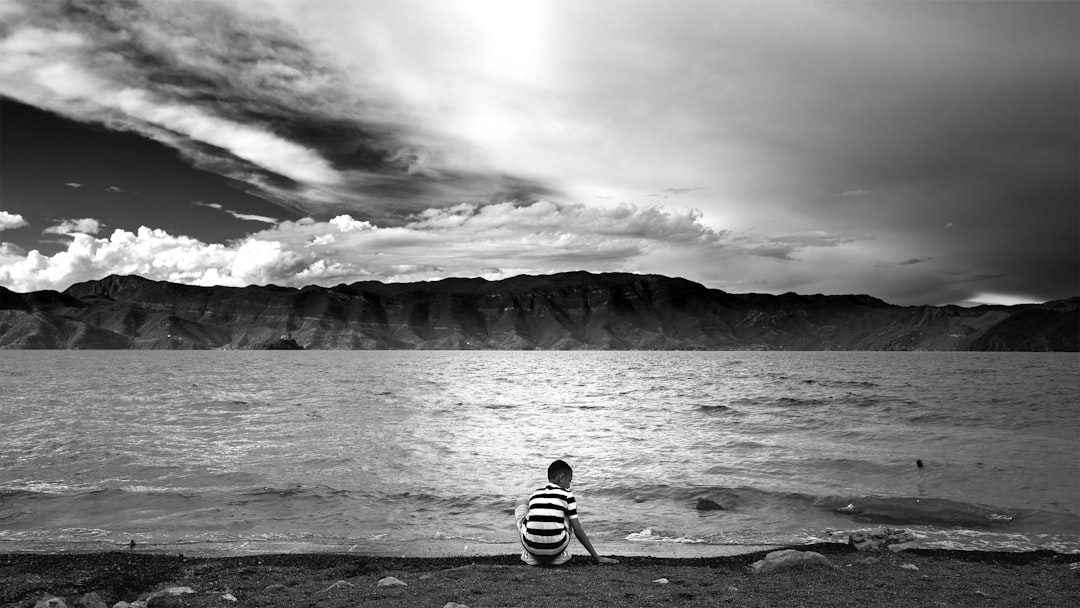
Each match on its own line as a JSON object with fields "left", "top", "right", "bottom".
{"left": 520, "top": 483, "right": 578, "bottom": 558}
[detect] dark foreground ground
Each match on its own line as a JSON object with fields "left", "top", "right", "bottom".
{"left": 2, "top": 544, "right": 1078, "bottom": 607}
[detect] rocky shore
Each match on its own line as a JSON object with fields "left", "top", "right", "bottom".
{"left": 4, "top": 544, "right": 1078, "bottom": 608}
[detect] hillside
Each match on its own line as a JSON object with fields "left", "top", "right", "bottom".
{"left": 0, "top": 272, "right": 1076, "bottom": 350}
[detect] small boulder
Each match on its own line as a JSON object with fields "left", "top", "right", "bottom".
{"left": 376, "top": 576, "right": 407, "bottom": 587}
{"left": 849, "top": 528, "right": 915, "bottom": 552}
{"left": 695, "top": 497, "right": 725, "bottom": 511}
{"left": 751, "top": 550, "right": 834, "bottom": 575}
{"left": 146, "top": 587, "right": 195, "bottom": 608}
{"left": 34, "top": 595, "right": 66, "bottom": 608}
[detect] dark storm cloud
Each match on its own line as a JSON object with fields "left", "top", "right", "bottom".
{"left": 0, "top": 0, "right": 553, "bottom": 220}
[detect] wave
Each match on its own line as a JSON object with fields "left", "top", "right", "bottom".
{"left": 625, "top": 528, "right": 706, "bottom": 544}
{"left": 693, "top": 404, "right": 739, "bottom": 414}
{"left": 588, "top": 483, "right": 1077, "bottom": 534}
{"left": 834, "top": 496, "right": 1014, "bottom": 527}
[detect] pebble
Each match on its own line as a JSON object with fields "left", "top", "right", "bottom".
{"left": 900, "top": 563, "right": 920, "bottom": 571}
{"left": 323, "top": 581, "right": 354, "bottom": 592}
{"left": 155, "top": 587, "right": 194, "bottom": 597}
{"left": 78, "top": 592, "right": 109, "bottom": 608}
{"left": 377, "top": 576, "right": 407, "bottom": 587}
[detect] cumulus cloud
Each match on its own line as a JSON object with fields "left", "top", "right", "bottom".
{"left": 43, "top": 218, "right": 103, "bottom": 235}
{"left": 0, "top": 211, "right": 29, "bottom": 231}
{"left": 0, "top": 200, "right": 731, "bottom": 292}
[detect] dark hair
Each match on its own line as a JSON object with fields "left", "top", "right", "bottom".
{"left": 548, "top": 459, "right": 573, "bottom": 481}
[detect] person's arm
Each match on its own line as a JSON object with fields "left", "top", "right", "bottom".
{"left": 569, "top": 518, "right": 618, "bottom": 564}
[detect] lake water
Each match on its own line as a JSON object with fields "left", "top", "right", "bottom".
{"left": 1, "top": 351, "right": 1077, "bottom": 556}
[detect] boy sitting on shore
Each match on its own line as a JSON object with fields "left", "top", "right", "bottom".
{"left": 515, "top": 460, "right": 619, "bottom": 566}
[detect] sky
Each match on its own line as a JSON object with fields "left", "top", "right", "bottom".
{"left": 0, "top": 0, "right": 1076, "bottom": 306}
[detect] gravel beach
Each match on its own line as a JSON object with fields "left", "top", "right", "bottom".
{"left": 3, "top": 544, "right": 1078, "bottom": 608}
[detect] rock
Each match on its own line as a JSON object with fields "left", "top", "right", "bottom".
{"left": 34, "top": 595, "right": 66, "bottom": 608}
{"left": 323, "top": 581, "right": 354, "bottom": 592}
{"left": 855, "top": 557, "right": 881, "bottom": 565}
{"left": 443, "top": 604, "right": 471, "bottom": 608}
{"left": 221, "top": 593, "right": 238, "bottom": 602}
{"left": 751, "top": 550, "right": 834, "bottom": 575}
{"left": 376, "top": 576, "right": 407, "bottom": 587}
{"left": 849, "top": 528, "right": 916, "bottom": 552}
{"left": 112, "top": 603, "right": 132, "bottom": 608}
{"left": 888, "top": 541, "right": 918, "bottom": 552}
{"left": 901, "top": 563, "right": 920, "bottom": 571}
{"left": 695, "top": 497, "right": 725, "bottom": 511}
{"left": 145, "top": 587, "right": 195, "bottom": 608}
{"left": 653, "top": 578, "right": 669, "bottom": 584}
{"left": 76, "top": 593, "right": 109, "bottom": 608}
{"left": 263, "top": 584, "right": 287, "bottom": 593}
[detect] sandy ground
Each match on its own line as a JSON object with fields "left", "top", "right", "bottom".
{"left": 2, "top": 544, "right": 1078, "bottom": 607}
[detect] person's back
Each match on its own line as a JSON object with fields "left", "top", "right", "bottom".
{"left": 514, "top": 460, "right": 618, "bottom": 566}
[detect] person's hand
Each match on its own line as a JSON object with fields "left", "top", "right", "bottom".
{"left": 595, "top": 556, "right": 619, "bottom": 564}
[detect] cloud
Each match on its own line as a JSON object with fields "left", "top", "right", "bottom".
{"left": 0, "top": 200, "right": 728, "bottom": 292}
{"left": 192, "top": 202, "right": 279, "bottom": 225}
{"left": 840, "top": 190, "right": 869, "bottom": 197}
{"left": 647, "top": 187, "right": 705, "bottom": 199}
{"left": 899, "top": 257, "right": 932, "bottom": 266}
{"left": 43, "top": 218, "right": 103, "bottom": 236}
{"left": 734, "top": 231, "right": 865, "bottom": 261}
{"left": 0, "top": 211, "right": 29, "bottom": 231}
{"left": 63, "top": 182, "right": 81, "bottom": 188}
{"left": 0, "top": 0, "right": 551, "bottom": 220}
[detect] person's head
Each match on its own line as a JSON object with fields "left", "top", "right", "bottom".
{"left": 548, "top": 460, "right": 573, "bottom": 489}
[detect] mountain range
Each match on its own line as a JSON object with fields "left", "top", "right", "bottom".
{"left": 0, "top": 272, "right": 1076, "bottom": 350}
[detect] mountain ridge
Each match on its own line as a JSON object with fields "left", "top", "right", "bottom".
{"left": 1, "top": 272, "right": 1075, "bottom": 350}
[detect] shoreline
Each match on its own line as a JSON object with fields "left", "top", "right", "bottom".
{"left": 4, "top": 544, "right": 1078, "bottom": 608}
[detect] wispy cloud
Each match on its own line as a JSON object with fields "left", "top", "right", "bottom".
{"left": 736, "top": 231, "right": 865, "bottom": 262}
{"left": 63, "top": 182, "right": 81, "bottom": 188}
{"left": 192, "top": 202, "right": 279, "bottom": 225}
{"left": 0, "top": 0, "right": 551, "bottom": 219}
{"left": 105, "top": 185, "right": 138, "bottom": 194}
{"left": 647, "top": 187, "right": 705, "bottom": 199}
